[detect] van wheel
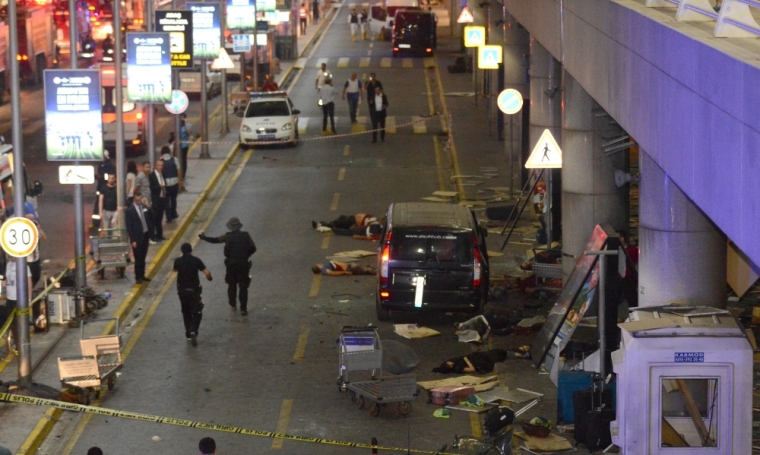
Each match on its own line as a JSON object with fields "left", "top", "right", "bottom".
{"left": 375, "top": 296, "right": 390, "bottom": 321}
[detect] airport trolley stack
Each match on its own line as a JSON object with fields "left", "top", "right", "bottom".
{"left": 336, "top": 326, "right": 418, "bottom": 417}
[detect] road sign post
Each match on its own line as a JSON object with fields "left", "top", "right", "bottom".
{"left": 464, "top": 26, "right": 485, "bottom": 105}
{"left": 497, "top": 89, "right": 523, "bottom": 195}
{"left": 526, "top": 129, "right": 563, "bottom": 249}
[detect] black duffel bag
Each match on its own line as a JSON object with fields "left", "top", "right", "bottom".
{"left": 483, "top": 406, "right": 515, "bottom": 435}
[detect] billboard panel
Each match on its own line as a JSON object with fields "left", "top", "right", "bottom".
{"left": 155, "top": 10, "right": 194, "bottom": 67}
{"left": 188, "top": 2, "right": 221, "bottom": 59}
{"left": 126, "top": 32, "right": 172, "bottom": 103}
{"left": 227, "top": 0, "right": 256, "bottom": 30}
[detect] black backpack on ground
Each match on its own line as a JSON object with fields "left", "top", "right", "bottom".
{"left": 483, "top": 406, "right": 515, "bottom": 435}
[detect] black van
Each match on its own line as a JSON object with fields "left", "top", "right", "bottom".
{"left": 391, "top": 10, "right": 437, "bottom": 57}
{"left": 375, "top": 202, "right": 489, "bottom": 321}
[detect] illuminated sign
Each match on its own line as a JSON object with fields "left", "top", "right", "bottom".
{"left": 188, "top": 2, "right": 221, "bottom": 59}
{"left": 464, "top": 26, "right": 485, "bottom": 47}
{"left": 227, "top": 0, "right": 256, "bottom": 30}
{"left": 155, "top": 10, "right": 194, "bottom": 67}
{"left": 126, "top": 32, "right": 172, "bottom": 103}
{"left": 44, "top": 69, "right": 103, "bottom": 161}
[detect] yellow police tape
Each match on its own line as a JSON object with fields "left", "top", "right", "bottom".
{"left": 0, "top": 393, "right": 443, "bottom": 454}
{"left": 0, "top": 259, "right": 75, "bottom": 342}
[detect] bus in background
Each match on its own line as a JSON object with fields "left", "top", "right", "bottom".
{"left": 97, "top": 63, "right": 147, "bottom": 155}
{"left": 392, "top": 10, "right": 436, "bottom": 57}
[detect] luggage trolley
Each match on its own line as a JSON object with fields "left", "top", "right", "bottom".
{"left": 336, "top": 326, "right": 382, "bottom": 392}
{"left": 347, "top": 374, "right": 418, "bottom": 417}
{"left": 91, "top": 228, "right": 130, "bottom": 279}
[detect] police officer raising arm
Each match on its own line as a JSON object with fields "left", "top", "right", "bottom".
{"left": 198, "top": 217, "right": 256, "bottom": 316}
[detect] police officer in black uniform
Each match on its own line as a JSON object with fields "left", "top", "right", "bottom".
{"left": 198, "top": 217, "right": 256, "bottom": 316}
{"left": 173, "top": 243, "right": 212, "bottom": 346}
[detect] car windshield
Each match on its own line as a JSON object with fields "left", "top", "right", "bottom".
{"left": 245, "top": 101, "right": 290, "bottom": 118}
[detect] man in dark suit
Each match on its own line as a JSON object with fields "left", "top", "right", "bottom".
{"left": 370, "top": 85, "right": 388, "bottom": 143}
{"left": 365, "top": 73, "right": 383, "bottom": 125}
{"left": 125, "top": 192, "right": 153, "bottom": 284}
{"left": 149, "top": 160, "right": 167, "bottom": 242}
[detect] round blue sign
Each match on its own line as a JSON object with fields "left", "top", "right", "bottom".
{"left": 497, "top": 89, "right": 523, "bottom": 115}
{"left": 165, "top": 90, "right": 189, "bottom": 115}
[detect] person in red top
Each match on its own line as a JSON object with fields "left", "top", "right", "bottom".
{"left": 261, "top": 74, "right": 279, "bottom": 92}
{"left": 617, "top": 229, "right": 639, "bottom": 308}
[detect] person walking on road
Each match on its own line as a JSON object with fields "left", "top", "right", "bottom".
{"left": 315, "top": 62, "right": 331, "bottom": 91}
{"left": 342, "top": 72, "right": 363, "bottom": 123}
{"left": 365, "top": 73, "right": 383, "bottom": 123}
{"left": 125, "top": 192, "right": 153, "bottom": 284}
{"left": 319, "top": 78, "right": 337, "bottom": 134}
{"left": 149, "top": 160, "right": 167, "bottom": 242}
{"left": 198, "top": 217, "right": 257, "bottom": 316}
{"left": 180, "top": 114, "right": 192, "bottom": 181}
{"left": 312, "top": 0, "right": 320, "bottom": 21}
{"left": 173, "top": 243, "right": 212, "bottom": 346}
{"left": 370, "top": 85, "right": 389, "bottom": 143}
{"left": 348, "top": 7, "right": 360, "bottom": 41}
{"left": 160, "top": 146, "right": 183, "bottom": 222}
{"left": 360, "top": 8, "right": 368, "bottom": 40}
{"left": 299, "top": 3, "right": 308, "bottom": 35}
{"left": 199, "top": 437, "right": 216, "bottom": 455}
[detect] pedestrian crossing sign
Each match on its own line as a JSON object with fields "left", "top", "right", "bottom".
{"left": 526, "top": 129, "right": 563, "bottom": 169}
{"left": 464, "top": 26, "right": 486, "bottom": 48}
{"left": 478, "top": 45, "right": 502, "bottom": 69}
{"left": 457, "top": 6, "right": 474, "bottom": 23}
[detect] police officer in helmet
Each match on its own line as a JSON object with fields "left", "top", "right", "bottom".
{"left": 198, "top": 217, "right": 256, "bottom": 316}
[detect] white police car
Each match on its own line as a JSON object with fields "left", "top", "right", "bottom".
{"left": 238, "top": 92, "right": 300, "bottom": 148}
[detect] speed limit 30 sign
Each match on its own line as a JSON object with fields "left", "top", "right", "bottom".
{"left": 0, "top": 217, "right": 39, "bottom": 258}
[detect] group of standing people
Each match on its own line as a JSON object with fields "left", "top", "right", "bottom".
{"left": 348, "top": 7, "right": 369, "bottom": 41}
{"left": 299, "top": 0, "right": 323, "bottom": 35}
{"left": 316, "top": 66, "right": 388, "bottom": 142}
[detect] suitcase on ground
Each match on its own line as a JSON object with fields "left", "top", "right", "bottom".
{"left": 428, "top": 386, "right": 475, "bottom": 406}
{"left": 580, "top": 408, "right": 615, "bottom": 451}
{"left": 557, "top": 370, "right": 594, "bottom": 423}
{"left": 573, "top": 386, "right": 614, "bottom": 446}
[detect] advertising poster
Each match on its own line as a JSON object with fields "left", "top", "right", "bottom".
{"left": 188, "top": 3, "right": 221, "bottom": 59}
{"left": 155, "top": 10, "right": 194, "bottom": 67}
{"left": 44, "top": 69, "right": 103, "bottom": 161}
{"left": 227, "top": 0, "right": 256, "bottom": 30}
{"left": 126, "top": 32, "right": 172, "bottom": 103}
{"left": 256, "top": 0, "right": 276, "bottom": 12}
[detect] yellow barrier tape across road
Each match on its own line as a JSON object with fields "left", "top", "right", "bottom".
{"left": 0, "top": 393, "right": 442, "bottom": 454}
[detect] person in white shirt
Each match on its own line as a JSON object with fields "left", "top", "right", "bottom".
{"left": 371, "top": 85, "right": 389, "bottom": 143}
{"left": 348, "top": 7, "right": 361, "bottom": 41}
{"left": 342, "top": 72, "right": 363, "bottom": 123}
{"left": 315, "top": 62, "right": 331, "bottom": 91}
{"left": 319, "top": 78, "right": 337, "bottom": 134}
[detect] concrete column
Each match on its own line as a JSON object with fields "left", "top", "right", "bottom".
{"left": 561, "top": 71, "right": 626, "bottom": 278}
{"left": 503, "top": 12, "right": 528, "bottom": 193}
{"left": 529, "top": 38, "right": 561, "bottom": 243}
{"left": 639, "top": 151, "right": 727, "bottom": 308}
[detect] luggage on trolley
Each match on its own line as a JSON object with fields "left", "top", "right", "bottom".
{"left": 336, "top": 326, "right": 382, "bottom": 391}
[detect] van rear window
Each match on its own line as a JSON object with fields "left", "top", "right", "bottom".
{"left": 391, "top": 231, "right": 471, "bottom": 263}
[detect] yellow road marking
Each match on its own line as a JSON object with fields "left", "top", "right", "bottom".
{"left": 316, "top": 57, "right": 328, "bottom": 68}
{"left": 351, "top": 122, "right": 366, "bottom": 133}
{"left": 338, "top": 167, "right": 346, "bottom": 181}
{"left": 293, "top": 329, "right": 309, "bottom": 360}
{"left": 309, "top": 274, "right": 321, "bottom": 297}
{"left": 271, "top": 399, "right": 294, "bottom": 449}
{"left": 424, "top": 69, "right": 436, "bottom": 116}
{"left": 59, "top": 149, "right": 255, "bottom": 455}
{"left": 470, "top": 412, "right": 482, "bottom": 438}
{"left": 424, "top": 57, "right": 435, "bottom": 69}
{"left": 380, "top": 57, "right": 392, "bottom": 68}
{"left": 412, "top": 116, "right": 426, "bottom": 134}
{"left": 402, "top": 58, "right": 413, "bottom": 68}
{"left": 433, "top": 56, "right": 463, "bottom": 197}
{"left": 343, "top": 145, "right": 350, "bottom": 156}
{"left": 321, "top": 235, "right": 331, "bottom": 249}
{"left": 337, "top": 57, "right": 350, "bottom": 68}
{"left": 17, "top": 407, "right": 62, "bottom": 455}
{"left": 330, "top": 193, "right": 340, "bottom": 210}
{"left": 433, "top": 136, "right": 447, "bottom": 192}
{"left": 359, "top": 57, "right": 370, "bottom": 67}
{"left": 385, "top": 116, "right": 396, "bottom": 134}
{"left": 294, "top": 57, "right": 308, "bottom": 69}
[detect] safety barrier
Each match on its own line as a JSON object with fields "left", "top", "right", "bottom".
{"left": 0, "top": 393, "right": 443, "bottom": 454}
{"left": 646, "top": 0, "right": 760, "bottom": 37}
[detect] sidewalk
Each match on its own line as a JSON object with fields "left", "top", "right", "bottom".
{"left": 0, "top": 10, "right": 335, "bottom": 454}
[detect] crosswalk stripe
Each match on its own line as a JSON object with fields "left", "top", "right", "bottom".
{"left": 337, "top": 57, "right": 349, "bottom": 68}
{"left": 385, "top": 116, "right": 396, "bottom": 134}
{"left": 402, "top": 58, "right": 413, "bottom": 68}
{"left": 351, "top": 122, "right": 366, "bottom": 133}
{"left": 424, "top": 57, "right": 435, "bottom": 69}
{"left": 298, "top": 117, "right": 309, "bottom": 135}
{"left": 295, "top": 58, "right": 308, "bottom": 69}
{"left": 412, "top": 116, "right": 427, "bottom": 134}
{"left": 316, "top": 57, "right": 328, "bottom": 68}
{"left": 380, "top": 57, "right": 392, "bottom": 68}
{"left": 359, "top": 57, "right": 370, "bottom": 67}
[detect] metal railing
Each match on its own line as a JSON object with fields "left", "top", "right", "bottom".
{"left": 646, "top": 0, "right": 760, "bottom": 37}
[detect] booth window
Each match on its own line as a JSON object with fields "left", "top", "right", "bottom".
{"left": 660, "top": 378, "right": 718, "bottom": 448}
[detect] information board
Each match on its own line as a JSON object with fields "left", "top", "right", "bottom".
{"left": 188, "top": 2, "right": 221, "bottom": 59}
{"left": 256, "top": 0, "right": 276, "bottom": 12}
{"left": 227, "top": 0, "right": 256, "bottom": 30}
{"left": 155, "top": 10, "right": 194, "bottom": 67}
{"left": 127, "top": 32, "right": 172, "bottom": 103}
{"left": 44, "top": 69, "right": 103, "bottom": 161}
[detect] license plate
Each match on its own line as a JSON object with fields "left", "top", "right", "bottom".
{"left": 258, "top": 134, "right": 275, "bottom": 140}
{"left": 398, "top": 44, "right": 411, "bottom": 48}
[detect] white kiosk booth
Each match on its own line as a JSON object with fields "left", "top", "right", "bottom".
{"left": 611, "top": 306, "right": 752, "bottom": 454}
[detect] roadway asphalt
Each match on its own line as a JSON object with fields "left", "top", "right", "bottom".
{"left": 0, "top": 2, "right": 596, "bottom": 455}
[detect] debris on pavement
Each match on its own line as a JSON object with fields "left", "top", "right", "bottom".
{"left": 514, "top": 431, "right": 574, "bottom": 453}
{"left": 431, "top": 349, "right": 508, "bottom": 374}
{"left": 417, "top": 375, "right": 498, "bottom": 392}
{"left": 393, "top": 324, "right": 440, "bottom": 339}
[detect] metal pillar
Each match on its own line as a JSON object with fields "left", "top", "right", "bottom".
{"left": 561, "top": 72, "right": 626, "bottom": 279}
{"left": 69, "top": 0, "right": 87, "bottom": 318}
{"left": 220, "top": 0, "right": 229, "bottom": 134}
{"left": 253, "top": 28, "right": 259, "bottom": 93}
{"left": 8, "top": 0, "right": 31, "bottom": 385}
{"left": 199, "top": 62, "right": 210, "bottom": 158}
{"left": 173, "top": 0, "right": 181, "bottom": 159}
{"left": 146, "top": 0, "right": 156, "bottom": 167}
{"left": 528, "top": 38, "right": 561, "bottom": 246}
{"left": 115, "top": 4, "right": 126, "bottom": 226}
{"left": 584, "top": 249, "right": 618, "bottom": 388}
{"left": 638, "top": 151, "right": 727, "bottom": 308}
